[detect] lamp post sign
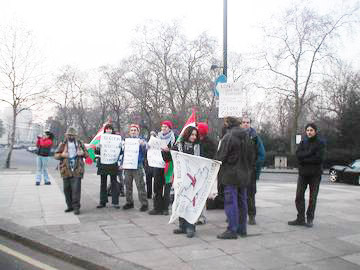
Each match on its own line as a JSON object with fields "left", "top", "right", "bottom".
{"left": 218, "top": 82, "right": 243, "bottom": 118}
{"left": 214, "top": 74, "right": 227, "bottom": 108}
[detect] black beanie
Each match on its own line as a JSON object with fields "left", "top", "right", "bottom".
{"left": 305, "top": 123, "right": 318, "bottom": 132}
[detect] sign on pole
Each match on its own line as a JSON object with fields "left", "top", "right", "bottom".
{"left": 100, "top": 134, "right": 122, "bottom": 164}
{"left": 122, "top": 138, "right": 140, "bottom": 169}
{"left": 218, "top": 82, "right": 243, "bottom": 118}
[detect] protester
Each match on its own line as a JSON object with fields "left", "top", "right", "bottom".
{"left": 163, "top": 126, "right": 201, "bottom": 238}
{"left": 148, "top": 121, "right": 176, "bottom": 215}
{"left": 288, "top": 123, "right": 325, "bottom": 228}
{"left": 95, "top": 124, "right": 120, "bottom": 209}
{"left": 54, "top": 127, "right": 90, "bottom": 215}
{"left": 144, "top": 131, "right": 157, "bottom": 199}
{"left": 196, "top": 122, "right": 217, "bottom": 225}
{"left": 216, "top": 117, "right": 254, "bottom": 239}
{"left": 122, "top": 124, "right": 149, "bottom": 212}
{"left": 240, "top": 117, "right": 266, "bottom": 225}
{"left": 35, "top": 130, "right": 54, "bottom": 185}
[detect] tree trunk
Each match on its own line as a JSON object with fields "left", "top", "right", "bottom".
{"left": 290, "top": 109, "right": 299, "bottom": 155}
{"left": 5, "top": 107, "right": 17, "bottom": 168}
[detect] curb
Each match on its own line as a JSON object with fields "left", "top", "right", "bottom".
{"left": 0, "top": 218, "right": 149, "bottom": 270}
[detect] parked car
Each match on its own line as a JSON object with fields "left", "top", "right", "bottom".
{"left": 329, "top": 159, "right": 360, "bottom": 185}
{"left": 27, "top": 145, "right": 38, "bottom": 153}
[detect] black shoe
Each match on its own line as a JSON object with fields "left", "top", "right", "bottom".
{"left": 36, "top": 182, "right": 40, "bottom": 186}
{"left": 96, "top": 204, "right": 106, "bottom": 209}
{"left": 217, "top": 230, "right": 238, "bottom": 239}
{"left": 148, "top": 209, "right": 163, "bottom": 215}
{"left": 45, "top": 182, "right": 51, "bottom": 185}
{"left": 173, "top": 228, "right": 185, "bottom": 234}
{"left": 74, "top": 209, "right": 80, "bottom": 215}
{"left": 288, "top": 219, "right": 306, "bottom": 226}
{"left": 64, "top": 208, "right": 73, "bottom": 213}
{"left": 112, "top": 204, "right": 120, "bottom": 209}
{"left": 248, "top": 216, "right": 256, "bottom": 225}
{"left": 162, "top": 210, "right": 169, "bottom": 216}
{"left": 305, "top": 219, "right": 314, "bottom": 228}
{"left": 186, "top": 228, "right": 195, "bottom": 238}
{"left": 122, "top": 203, "right": 134, "bottom": 210}
{"left": 140, "top": 205, "right": 148, "bottom": 212}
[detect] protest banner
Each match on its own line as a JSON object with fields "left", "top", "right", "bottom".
{"left": 147, "top": 136, "right": 167, "bottom": 168}
{"left": 100, "top": 134, "right": 122, "bottom": 164}
{"left": 218, "top": 82, "right": 244, "bottom": 118}
{"left": 122, "top": 138, "right": 140, "bottom": 169}
{"left": 169, "top": 151, "right": 222, "bottom": 224}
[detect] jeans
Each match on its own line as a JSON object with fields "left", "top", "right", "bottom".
{"left": 224, "top": 185, "right": 247, "bottom": 233}
{"left": 100, "top": 174, "right": 119, "bottom": 205}
{"left": 36, "top": 156, "right": 50, "bottom": 184}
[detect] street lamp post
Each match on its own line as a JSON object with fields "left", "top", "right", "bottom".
{"left": 223, "top": 0, "right": 227, "bottom": 77}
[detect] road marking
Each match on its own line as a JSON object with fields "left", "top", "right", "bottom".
{"left": 0, "top": 243, "right": 59, "bottom": 270}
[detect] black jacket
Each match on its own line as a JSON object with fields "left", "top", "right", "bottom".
{"left": 200, "top": 136, "right": 217, "bottom": 159}
{"left": 216, "top": 126, "right": 255, "bottom": 187}
{"left": 296, "top": 135, "right": 325, "bottom": 177}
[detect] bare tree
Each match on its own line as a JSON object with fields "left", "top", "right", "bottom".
{"left": 0, "top": 25, "right": 44, "bottom": 168}
{"left": 257, "top": 3, "right": 359, "bottom": 153}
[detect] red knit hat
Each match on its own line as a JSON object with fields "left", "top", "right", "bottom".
{"left": 161, "top": 120, "right": 173, "bottom": 129}
{"left": 197, "top": 122, "right": 209, "bottom": 136}
{"left": 129, "top": 124, "right": 140, "bottom": 132}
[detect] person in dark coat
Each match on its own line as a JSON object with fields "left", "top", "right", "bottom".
{"left": 240, "top": 117, "right": 266, "bottom": 225}
{"left": 288, "top": 123, "right": 325, "bottom": 228}
{"left": 163, "top": 126, "right": 201, "bottom": 238}
{"left": 95, "top": 124, "right": 120, "bottom": 209}
{"left": 216, "top": 117, "right": 255, "bottom": 239}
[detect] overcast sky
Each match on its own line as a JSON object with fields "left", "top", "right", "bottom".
{"left": 1, "top": 0, "right": 359, "bottom": 73}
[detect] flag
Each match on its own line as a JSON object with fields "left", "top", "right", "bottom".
{"left": 86, "top": 119, "right": 112, "bottom": 161}
{"left": 176, "top": 108, "right": 196, "bottom": 143}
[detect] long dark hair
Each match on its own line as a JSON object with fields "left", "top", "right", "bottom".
{"left": 104, "top": 124, "right": 115, "bottom": 134}
{"left": 182, "top": 126, "right": 200, "bottom": 143}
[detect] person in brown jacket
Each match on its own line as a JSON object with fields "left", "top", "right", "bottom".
{"left": 54, "top": 127, "right": 89, "bottom": 215}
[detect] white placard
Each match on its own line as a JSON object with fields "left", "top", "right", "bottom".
{"left": 122, "top": 138, "right": 140, "bottom": 169}
{"left": 147, "top": 136, "right": 167, "bottom": 168}
{"left": 296, "top": 135, "right": 302, "bottom": 144}
{"left": 100, "top": 134, "right": 122, "bottom": 164}
{"left": 169, "top": 151, "right": 222, "bottom": 225}
{"left": 218, "top": 82, "right": 243, "bottom": 118}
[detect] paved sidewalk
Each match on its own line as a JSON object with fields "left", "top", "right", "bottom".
{"left": 1, "top": 169, "right": 360, "bottom": 270}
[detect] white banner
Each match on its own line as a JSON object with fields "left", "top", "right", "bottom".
{"left": 169, "top": 151, "right": 222, "bottom": 224}
{"left": 122, "top": 138, "right": 140, "bottom": 169}
{"left": 100, "top": 134, "right": 122, "bottom": 164}
{"left": 147, "top": 136, "right": 167, "bottom": 168}
{"left": 218, "top": 82, "right": 243, "bottom": 118}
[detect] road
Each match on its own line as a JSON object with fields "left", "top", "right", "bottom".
{"left": 0, "top": 235, "right": 86, "bottom": 270}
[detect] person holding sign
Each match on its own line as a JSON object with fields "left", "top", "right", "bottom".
{"left": 148, "top": 120, "right": 176, "bottom": 216}
{"left": 95, "top": 124, "right": 121, "bottom": 209}
{"left": 162, "top": 126, "right": 200, "bottom": 238}
{"left": 122, "top": 124, "right": 149, "bottom": 212}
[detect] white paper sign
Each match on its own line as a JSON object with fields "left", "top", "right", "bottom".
{"left": 122, "top": 138, "right": 140, "bottom": 169}
{"left": 218, "top": 82, "right": 243, "bottom": 118}
{"left": 100, "top": 134, "right": 122, "bottom": 164}
{"left": 169, "top": 151, "right": 222, "bottom": 224}
{"left": 147, "top": 136, "right": 167, "bottom": 168}
{"left": 296, "top": 135, "right": 302, "bottom": 144}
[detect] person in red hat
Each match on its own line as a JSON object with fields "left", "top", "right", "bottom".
{"left": 148, "top": 120, "right": 176, "bottom": 215}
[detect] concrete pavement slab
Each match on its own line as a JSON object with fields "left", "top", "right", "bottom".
{"left": 305, "top": 257, "right": 360, "bottom": 270}
{"left": 342, "top": 253, "right": 360, "bottom": 267}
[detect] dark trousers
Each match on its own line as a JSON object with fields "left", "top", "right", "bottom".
{"left": 295, "top": 174, "right": 321, "bottom": 221}
{"left": 153, "top": 168, "right": 170, "bottom": 211}
{"left": 247, "top": 178, "right": 257, "bottom": 218}
{"left": 225, "top": 185, "right": 247, "bottom": 233}
{"left": 100, "top": 174, "right": 119, "bottom": 205}
{"left": 145, "top": 166, "right": 154, "bottom": 199}
{"left": 63, "top": 177, "right": 81, "bottom": 210}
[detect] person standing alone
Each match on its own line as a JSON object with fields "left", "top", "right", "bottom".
{"left": 288, "top": 123, "right": 325, "bottom": 228}
{"left": 35, "top": 130, "right": 54, "bottom": 185}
